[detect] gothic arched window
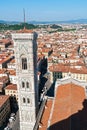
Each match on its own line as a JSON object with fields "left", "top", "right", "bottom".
{"left": 21, "top": 57, "right": 27, "bottom": 70}
{"left": 27, "top": 98, "right": 30, "bottom": 104}
{"left": 23, "top": 97, "right": 26, "bottom": 103}
{"left": 22, "top": 81, "right": 25, "bottom": 88}
{"left": 26, "top": 82, "right": 29, "bottom": 88}
{"left": 22, "top": 58, "right": 27, "bottom": 70}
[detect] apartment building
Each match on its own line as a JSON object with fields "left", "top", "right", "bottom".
{"left": 49, "top": 64, "right": 87, "bottom": 82}
{"left": 5, "top": 84, "right": 18, "bottom": 101}
{"left": 0, "top": 76, "right": 9, "bottom": 92}
{"left": 7, "top": 59, "right": 16, "bottom": 70}
{"left": 0, "top": 95, "right": 10, "bottom": 127}
{"left": 0, "top": 39, "right": 12, "bottom": 50}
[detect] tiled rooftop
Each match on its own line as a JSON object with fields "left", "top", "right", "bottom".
{"left": 0, "top": 69, "right": 16, "bottom": 76}
{"left": 39, "top": 83, "right": 86, "bottom": 130}
{"left": 17, "top": 27, "right": 33, "bottom": 33}
{"left": 38, "top": 99, "right": 53, "bottom": 130}
{"left": 50, "top": 83, "right": 85, "bottom": 125}
{"left": 5, "top": 84, "right": 17, "bottom": 90}
{"left": 0, "top": 39, "right": 11, "bottom": 44}
{"left": 49, "top": 64, "right": 87, "bottom": 74}
{"left": 0, "top": 95, "right": 10, "bottom": 107}
{"left": 0, "top": 76, "right": 8, "bottom": 82}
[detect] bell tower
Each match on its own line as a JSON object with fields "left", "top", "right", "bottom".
{"left": 12, "top": 29, "right": 38, "bottom": 130}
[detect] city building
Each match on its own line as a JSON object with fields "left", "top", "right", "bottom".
{"left": 5, "top": 84, "right": 18, "bottom": 101}
{"left": 0, "top": 39, "right": 12, "bottom": 51}
{"left": 0, "top": 95, "right": 11, "bottom": 127}
{"left": 5, "top": 84, "right": 18, "bottom": 114}
{"left": 7, "top": 59, "right": 16, "bottom": 70}
{"left": 49, "top": 64, "right": 87, "bottom": 82}
{"left": 0, "top": 76, "right": 9, "bottom": 93}
{"left": 0, "top": 54, "right": 13, "bottom": 69}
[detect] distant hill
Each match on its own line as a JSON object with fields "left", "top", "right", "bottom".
{"left": 28, "top": 19, "right": 87, "bottom": 24}
{"left": 30, "top": 19, "right": 87, "bottom": 24}
{"left": 0, "top": 20, "right": 20, "bottom": 24}
{"left": 1, "top": 19, "right": 87, "bottom": 25}
{"left": 58, "top": 19, "right": 87, "bottom": 24}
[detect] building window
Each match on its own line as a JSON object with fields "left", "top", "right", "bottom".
{"left": 85, "top": 86, "right": 87, "bottom": 94}
{"left": 85, "top": 86, "right": 87, "bottom": 90}
{"left": 27, "top": 98, "right": 30, "bottom": 103}
{"left": 22, "top": 58, "right": 27, "bottom": 70}
{"left": 23, "top": 97, "right": 26, "bottom": 103}
{"left": 22, "top": 82, "right": 25, "bottom": 88}
{"left": 26, "top": 82, "right": 29, "bottom": 88}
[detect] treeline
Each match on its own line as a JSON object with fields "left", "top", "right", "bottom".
{"left": 49, "top": 28, "right": 76, "bottom": 33}
{"left": 50, "top": 24, "right": 62, "bottom": 29}
{"left": 0, "top": 23, "right": 76, "bottom": 32}
{"left": 0, "top": 23, "right": 63, "bottom": 30}
{"left": 0, "top": 23, "right": 37, "bottom": 30}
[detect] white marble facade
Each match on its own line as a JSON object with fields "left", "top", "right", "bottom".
{"left": 12, "top": 32, "right": 38, "bottom": 130}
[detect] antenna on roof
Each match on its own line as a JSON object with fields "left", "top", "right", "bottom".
{"left": 23, "top": 8, "right": 25, "bottom": 23}
{"left": 23, "top": 8, "right": 26, "bottom": 29}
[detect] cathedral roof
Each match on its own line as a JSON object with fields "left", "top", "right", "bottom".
{"left": 39, "top": 83, "right": 86, "bottom": 130}
{"left": 17, "top": 27, "right": 33, "bottom": 33}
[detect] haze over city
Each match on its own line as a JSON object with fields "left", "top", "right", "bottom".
{"left": 0, "top": 0, "right": 87, "bottom": 21}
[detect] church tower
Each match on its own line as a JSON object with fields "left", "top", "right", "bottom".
{"left": 12, "top": 28, "right": 38, "bottom": 130}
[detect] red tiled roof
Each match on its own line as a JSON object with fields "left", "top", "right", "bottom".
{"left": 9, "top": 59, "right": 15, "bottom": 63}
{"left": 39, "top": 83, "right": 86, "bottom": 130}
{"left": 17, "top": 27, "right": 33, "bottom": 33}
{"left": 0, "top": 39, "right": 11, "bottom": 44}
{"left": 50, "top": 83, "right": 85, "bottom": 125}
{"left": 38, "top": 100, "right": 53, "bottom": 130}
{"left": 0, "top": 76, "right": 8, "bottom": 82}
{"left": 0, "top": 95, "right": 10, "bottom": 107}
{"left": 5, "top": 84, "right": 17, "bottom": 90}
{"left": 49, "top": 64, "right": 87, "bottom": 74}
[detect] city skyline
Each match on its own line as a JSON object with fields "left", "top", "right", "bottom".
{"left": 0, "top": 0, "right": 87, "bottom": 22}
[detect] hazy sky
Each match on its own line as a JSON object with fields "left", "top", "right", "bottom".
{"left": 0, "top": 0, "right": 87, "bottom": 21}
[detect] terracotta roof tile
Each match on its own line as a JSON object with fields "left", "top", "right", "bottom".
{"left": 17, "top": 27, "right": 33, "bottom": 33}
{"left": 0, "top": 95, "right": 10, "bottom": 107}
{"left": 50, "top": 83, "right": 86, "bottom": 125}
{"left": 39, "top": 83, "right": 86, "bottom": 130}
{"left": 5, "top": 84, "right": 17, "bottom": 90}
{"left": 38, "top": 100, "right": 53, "bottom": 130}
